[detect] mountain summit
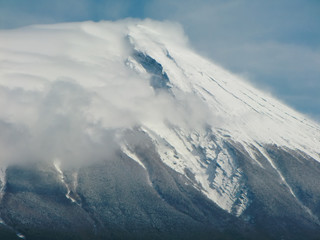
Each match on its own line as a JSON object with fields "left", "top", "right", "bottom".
{"left": 0, "top": 19, "right": 320, "bottom": 240}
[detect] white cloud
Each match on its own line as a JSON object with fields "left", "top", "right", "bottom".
{"left": 0, "top": 20, "right": 210, "bottom": 167}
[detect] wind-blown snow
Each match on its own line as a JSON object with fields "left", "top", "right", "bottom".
{"left": 0, "top": 19, "right": 319, "bottom": 216}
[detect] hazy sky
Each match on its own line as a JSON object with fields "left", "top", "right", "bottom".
{"left": 1, "top": 0, "right": 319, "bottom": 121}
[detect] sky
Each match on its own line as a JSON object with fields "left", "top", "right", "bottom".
{"left": 0, "top": 0, "right": 319, "bottom": 121}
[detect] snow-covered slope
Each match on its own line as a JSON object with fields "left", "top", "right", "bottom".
{"left": 126, "top": 21, "right": 320, "bottom": 215}
{"left": 0, "top": 19, "right": 320, "bottom": 221}
{"left": 127, "top": 22, "right": 320, "bottom": 157}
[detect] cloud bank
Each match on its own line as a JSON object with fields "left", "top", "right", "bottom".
{"left": 0, "top": 20, "right": 210, "bottom": 167}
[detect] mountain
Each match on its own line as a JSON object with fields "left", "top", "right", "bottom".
{"left": 0, "top": 19, "right": 320, "bottom": 240}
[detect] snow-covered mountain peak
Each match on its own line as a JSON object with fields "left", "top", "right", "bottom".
{"left": 0, "top": 19, "right": 320, "bottom": 219}
{"left": 125, "top": 20, "right": 320, "bottom": 161}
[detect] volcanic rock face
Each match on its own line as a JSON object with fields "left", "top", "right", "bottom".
{"left": 0, "top": 20, "right": 320, "bottom": 239}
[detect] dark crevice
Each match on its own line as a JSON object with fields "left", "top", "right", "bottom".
{"left": 132, "top": 51, "right": 171, "bottom": 91}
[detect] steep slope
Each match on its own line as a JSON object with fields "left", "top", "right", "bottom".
{"left": 125, "top": 20, "right": 320, "bottom": 218}
{"left": 0, "top": 19, "right": 320, "bottom": 239}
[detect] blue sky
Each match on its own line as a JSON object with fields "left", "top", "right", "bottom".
{"left": 1, "top": 0, "right": 319, "bottom": 121}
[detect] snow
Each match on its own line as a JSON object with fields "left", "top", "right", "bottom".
{"left": 0, "top": 167, "right": 6, "bottom": 202}
{"left": 120, "top": 144, "right": 147, "bottom": 170}
{"left": 16, "top": 233, "right": 26, "bottom": 239}
{"left": 0, "top": 20, "right": 319, "bottom": 217}
{"left": 126, "top": 20, "right": 320, "bottom": 215}
{"left": 141, "top": 124, "right": 249, "bottom": 215}
{"left": 255, "top": 144, "right": 320, "bottom": 224}
{"left": 53, "top": 159, "right": 79, "bottom": 205}
{"left": 127, "top": 22, "right": 320, "bottom": 162}
{"left": 0, "top": 167, "right": 28, "bottom": 238}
